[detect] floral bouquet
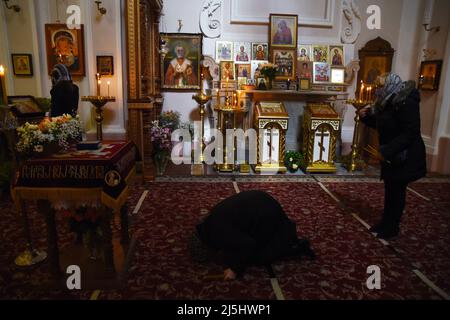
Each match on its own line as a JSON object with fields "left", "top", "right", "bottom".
{"left": 151, "top": 119, "right": 173, "bottom": 175}
{"left": 159, "top": 110, "right": 181, "bottom": 132}
{"left": 284, "top": 151, "right": 305, "bottom": 173}
{"left": 16, "top": 114, "right": 82, "bottom": 156}
{"left": 260, "top": 63, "right": 278, "bottom": 80}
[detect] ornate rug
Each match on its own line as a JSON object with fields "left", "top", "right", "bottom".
{"left": 0, "top": 176, "right": 448, "bottom": 299}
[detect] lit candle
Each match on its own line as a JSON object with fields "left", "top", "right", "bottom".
{"left": 107, "top": 81, "right": 111, "bottom": 97}
{"left": 0, "top": 65, "right": 7, "bottom": 105}
{"left": 359, "top": 81, "right": 365, "bottom": 102}
{"left": 96, "top": 74, "right": 101, "bottom": 96}
{"left": 98, "top": 80, "right": 102, "bottom": 97}
{"left": 226, "top": 77, "right": 229, "bottom": 99}
{"left": 233, "top": 92, "right": 237, "bottom": 107}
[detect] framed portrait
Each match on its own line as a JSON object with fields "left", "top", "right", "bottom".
{"left": 298, "top": 61, "right": 313, "bottom": 79}
{"left": 45, "top": 24, "right": 85, "bottom": 76}
{"left": 220, "top": 61, "right": 235, "bottom": 80}
{"left": 234, "top": 42, "right": 251, "bottom": 63}
{"left": 216, "top": 41, "right": 233, "bottom": 62}
{"left": 256, "top": 77, "right": 268, "bottom": 90}
{"left": 418, "top": 60, "right": 442, "bottom": 91}
{"left": 272, "top": 49, "right": 296, "bottom": 80}
{"left": 237, "top": 77, "right": 248, "bottom": 89}
{"left": 329, "top": 45, "right": 344, "bottom": 66}
{"left": 312, "top": 45, "right": 329, "bottom": 63}
{"left": 313, "top": 62, "right": 331, "bottom": 84}
{"left": 11, "top": 54, "right": 33, "bottom": 76}
{"left": 269, "top": 14, "right": 298, "bottom": 48}
{"left": 251, "top": 60, "right": 268, "bottom": 79}
{"left": 97, "top": 56, "right": 114, "bottom": 76}
{"left": 299, "top": 78, "right": 311, "bottom": 90}
{"left": 161, "top": 33, "right": 202, "bottom": 90}
{"left": 252, "top": 43, "right": 269, "bottom": 61}
{"left": 236, "top": 64, "right": 251, "bottom": 78}
{"left": 331, "top": 67, "right": 345, "bottom": 84}
{"left": 298, "top": 45, "right": 312, "bottom": 62}
{"left": 357, "top": 37, "right": 394, "bottom": 91}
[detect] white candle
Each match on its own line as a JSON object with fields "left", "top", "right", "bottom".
{"left": 97, "top": 80, "right": 102, "bottom": 96}
{"left": 107, "top": 81, "right": 111, "bottom": 97}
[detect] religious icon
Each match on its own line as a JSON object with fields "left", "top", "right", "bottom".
{"left": 418, "top": 60, "right": 442, "bottom": 91}
{"left": 236, "top": 64, "right": 251, "bottom": 78}
{"left": 298, "top": 61, "right": 313, "bottom": 79}
{"left": 96, "top": 56, "right": 114, "bottom": 76}
{"left": 251, "top": 60, "right": 268, "bottom": 79}
{"left": 11, "top": 54, "right": 33, "bottom": 76}
{"left": 105, "top": 170, "right": 121, "bottom": 187}
{"left": 329, "top": 45, "right": 344, "bottom": 66}
{"left": 269, "top": 14, "right": 298, "bottom": 48}
{"left": 234, "top": 42, "right": 251, "bottom": 63}
{"left": 363, "top": 57, "right": 385, "bottom": 84}
{"left": 252, "top": 43, "right": 269, "bottom": 61}
{"left": 220, "top": 61, "right": 235, "bottom": 80}
{"left": 45, "top": 24, "right": 85, "bottom": 76}
{"left": 312, "top": 45, "right": 329, "bottom": 63}
{"left": 298, "top": 45, "right": 311, "bottom": 62}
{"left": 161, "top": 33, "right": 202, "bottom": 90}
{"left": 216, "top": 41, "right": 233, "bottom": 62}
{"left": 331, "top": 67, "right": 345, "bottom": 84}
{"left": 313, "top": 62, "right": 331, "bottom": 83}
{"left": 272, "top": 49, "right": 296, "bottom": 80}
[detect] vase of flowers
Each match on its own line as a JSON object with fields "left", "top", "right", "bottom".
{"left": 284, "top": 151, "right": 305, "bottom": 173}
{"left": 260, "top": 63, "right": 278, "bottom": 90}
{"left": 16, "top": 114, "right": 82, "bottom": 157}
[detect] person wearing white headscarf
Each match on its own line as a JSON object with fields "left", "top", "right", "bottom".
{"left": 50, "top": 63, "right": 79, "bottom": 117}
{"left": 359, "top": 73, "right": 426, "bottom": 239}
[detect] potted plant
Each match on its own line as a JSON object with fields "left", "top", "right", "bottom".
{"left": 284, "top": 151, "right": 305, "bottom": 173}
{"left": 260, "top": 63, "right": 278, "bottom": 90}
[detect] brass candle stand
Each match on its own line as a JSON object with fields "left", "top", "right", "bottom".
{"left": 192, "top": 92, "right": 211, "bottom": 165}
{"left": 344, "top": 99, "right": 372, "bottom": 172}
{"left": 81, "top": 96, "right": 116, "bottom": 141}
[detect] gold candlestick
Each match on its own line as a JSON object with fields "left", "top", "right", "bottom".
{"left": 81, "top": 96, "right": 116, "bottom": 141}
{"left": 344, "top": 99, "right": 372, "bottom": 172}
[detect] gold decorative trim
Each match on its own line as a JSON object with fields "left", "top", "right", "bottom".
{"left": 258, "top": 119, "right": 288, "bottom": 130}
{"left": 311, "top": 119, "right": 340, "bottom": 131}
{"left": 127, "top": 0, "right": 137, "bottom": 99}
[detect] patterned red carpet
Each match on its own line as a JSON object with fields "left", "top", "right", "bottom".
{"left": 0, "top": 176, "right": 449, "bottom": 300}
{"left": 323, "top": 178, "right": 450, "bottom": 294}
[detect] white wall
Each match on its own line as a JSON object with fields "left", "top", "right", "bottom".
{"left": 1, "top": 0, "right": 126, "bottom": 138}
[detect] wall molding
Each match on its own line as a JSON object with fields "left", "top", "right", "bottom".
{"left": 230, "top": 0, "right": 335, "bottom": 28}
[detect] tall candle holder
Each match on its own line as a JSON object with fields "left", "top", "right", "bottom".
{"left": 343, "top": 81, "right": 376, "bottom": 172}
{"left": 192, "top": 75, "right": 211, "bottom": 165}
{"left": 81, "top": 96, "right": 116, "bottom": 141}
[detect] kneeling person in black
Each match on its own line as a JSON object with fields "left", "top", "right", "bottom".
{"left": 191, "top": 190, "right": 315, "bottom": 280}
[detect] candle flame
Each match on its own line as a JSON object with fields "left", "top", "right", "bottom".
{"left": 0, "top": 65, "right": 4, "bottom": 76}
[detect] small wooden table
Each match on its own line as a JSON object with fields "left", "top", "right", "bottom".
{"left": 12, "top": 141, "right": 138, "bottom": 288}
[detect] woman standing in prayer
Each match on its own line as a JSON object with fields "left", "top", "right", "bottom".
{"left": 359, "top": 73, "right": 426, "bottom": 239}
{"left": 190, "top": 190, "right": 315, "bottom": 280}
{"left": 50, "top": 63, "right": 79, "bottom": 117}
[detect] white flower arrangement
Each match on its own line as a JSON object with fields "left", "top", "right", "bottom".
{"left": 17, "top": 114, "right": 83, "bottom": 154}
